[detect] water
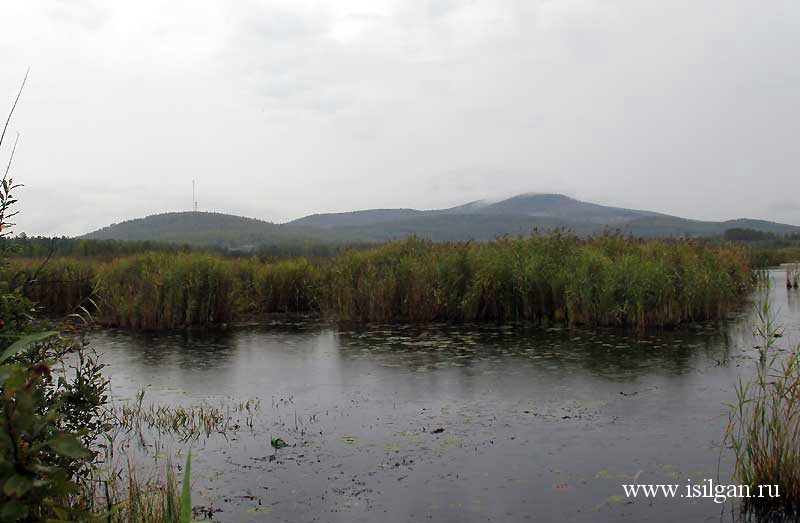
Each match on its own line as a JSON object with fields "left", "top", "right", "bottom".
{"left": 90, "top": 276, "right": 800, "bottom": 522}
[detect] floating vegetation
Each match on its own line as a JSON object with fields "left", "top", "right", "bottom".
{"left": 271, "top": 436, "right": 289, "bottom": 449}
{"left": 112, "top": 390, "right": 261, "bottom": 441}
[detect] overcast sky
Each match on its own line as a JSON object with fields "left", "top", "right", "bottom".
{"left": 1, "top": 0, "right": 799, "bottom": 236}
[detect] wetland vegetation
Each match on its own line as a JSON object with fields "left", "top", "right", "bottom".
{"left": 727, "top": 287, "right": 800, "bottom": 517}
{"left": 6, "top": 234, "right": 752, "bottom": 330}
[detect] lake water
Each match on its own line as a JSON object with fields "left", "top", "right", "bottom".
{"left": 89, "top": 274, "right": 800, "bottom": 522}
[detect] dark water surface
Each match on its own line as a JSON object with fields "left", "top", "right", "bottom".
{"left": 90, "top": 275, "right": 800, "bottom": 522}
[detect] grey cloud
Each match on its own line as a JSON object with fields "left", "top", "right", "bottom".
{"left": 1, "top": 0, "right": 799, "bottom": 235}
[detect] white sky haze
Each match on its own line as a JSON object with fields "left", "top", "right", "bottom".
{"left": 1, "top": 0, "right": 798, "bottom": 236}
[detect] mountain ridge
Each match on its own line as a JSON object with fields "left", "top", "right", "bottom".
{"left": 81, "top": 193, "right": 800, "bottom": 247}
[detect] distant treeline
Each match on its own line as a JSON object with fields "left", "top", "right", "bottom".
{"left": 720, "top": 228, "right": 800, "bottom": 267}
{"left": 3, "top": 234, "right": 753, "bottom": 330}
{"left": 723, "top": 227, "right": 800, "bottom": 244}
{"left": 1, "top": 235, "right": 371, "bottom": 260}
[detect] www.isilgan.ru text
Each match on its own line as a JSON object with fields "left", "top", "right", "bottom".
{"left": 622, "top": 480, "right": 779, "bottom": 504}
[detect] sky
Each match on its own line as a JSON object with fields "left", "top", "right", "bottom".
{"left": 1, "top": 0, "right": 799, "bottom": 236}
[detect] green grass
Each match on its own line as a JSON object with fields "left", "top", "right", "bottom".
{"left": 727, "top": 288, "right": 800, "bottom": 516}
{"left": 112, "top": 391, "right": 260, "bottom": 440}
{"left": 96, "top": 252, "right": 235, "bottom": 329}
{"left": 8, "top": 234, "right": 754, "bottom": 329}
{"left": 0, "top": 256, "right": 97, "bottom": 314}
{"left": 321, "top": 234, "right": 752, "bottom": 327}
{"left": 94, "top": 453, "right": 195, "bottom": 523}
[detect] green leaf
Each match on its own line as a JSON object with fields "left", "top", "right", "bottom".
{"left": 0, "top": 365, "right": 14, "bottom": 387}
{"left": 0, "top": 331, "right": 58, "bottom": 363}
{"left": 0, "top": 499, "right": 27, "bottom": 521}
{"left": 1, "top": 365, "right": 26, "bottom": 395}
{"left": 181, "top": 452, "right": 192, "bottom": 523}
{"left": 47, "top": 433, "right": 91, "bottom": 459}
{"left": 3, "top": 475, "right": 33, "bottom": 497}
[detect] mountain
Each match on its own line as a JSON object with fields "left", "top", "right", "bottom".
{"left": 476, "top": 194, "right": 660, "bottom": 224}
{"left": 288, "top": 199, "right": 490, "bottom": 229}
{"left": 288, "top": 208, "right": 427, "bottom": 229}
{"left": 81, "top": 194, "right": 800, "bottom": 247}
{"left": 82, "top": 211, "right": 335, "bottom": 248}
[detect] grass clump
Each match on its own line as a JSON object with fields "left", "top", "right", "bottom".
{"left": 112, "top": 391, "right": 260, "bottom": 440}
{"left": 727, "top": 288, "right": 800, "bottom": 516}
{"left": 96, "top": 454, "right": 196, "bottom": 523}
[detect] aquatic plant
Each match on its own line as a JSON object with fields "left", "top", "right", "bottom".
{"left": 2, "top": 256, "right": 98, "bottom": 314}
{"left": 96, "top": 252, "right": 235, "bottom": 329}
{"left": 786, "top": 262, "right": 799, "bottom": 289}
{"left": 180, "top": 453, "right": 192, "bottom": 523}
{"left": 98, "top": 454, "right": 196, "bottom": 523}
{"left": 321, "top": 234, "right": 752, "bottom": 327}
{"left": 271, "top": 436, "right": 289, "bottom": 449}
{"left": 112, "top": 391, "right": 260, "bottom": 441}
{"left": 727, "top": 285, "right": 800, "bottom": 516}
{"left": 17, "top": 234, "right": 753, "bottom": 329}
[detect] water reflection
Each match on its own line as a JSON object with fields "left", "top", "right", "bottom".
{"left": 88, "top": 274, "right": 800, "bottom": 523}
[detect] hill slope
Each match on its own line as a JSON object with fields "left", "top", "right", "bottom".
{"left": 81, "top": 194, "right": 800, "bottom": 247}
{"left": 82, "top": 212, "right": 335, "bottom": 248}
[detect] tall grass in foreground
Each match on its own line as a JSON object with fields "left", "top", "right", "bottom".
{"left": 98, "top": 453, "right": 194, "bottom": 523}
{"left": 727, "top": 287, "right": 800, "bottom": 516}
{"left": 13, "top": 234, "right": 753, "bottom": 329}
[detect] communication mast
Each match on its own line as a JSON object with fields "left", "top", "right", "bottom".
{"left": 192, "top": 180, "right": 198, "bottom": 212}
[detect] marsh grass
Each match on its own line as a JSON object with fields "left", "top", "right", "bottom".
{"left": 112, "top": 391, "right": 260, "bottom": 440}
{"left": 0, "top": 256, "right": 97, "bottom": 314}
{"left": 93, "top": 453, "right": 196, "bottom": 523}
{"left": 13, "top": 234, "right": 753, "bottom": 329}
{"left": 322, "top": 235, "right": 752, "bottom": 327}
{"left": 96, "top": 252, "right": 235, "bottom": 329}
{"left": 785, "top": 263, "right": 799, "bottom": 289}
{"left": 727, "top": 286, "right": 800, "bottom": 516}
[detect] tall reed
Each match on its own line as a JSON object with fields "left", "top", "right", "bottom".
{"left": 96, "top": 252, "right": 235, "bottom": 329}
{"left": 322, "top": 234, "right": 751, "bottom": 327}
{"left": 1, "top": 257, "right": 96, "bottom": 314}
{"left": 16, "top": 234, "right": 753, "bottom": 329}
{"left": 94, "top": 454, "right": 194, "bottom": 523}
{"left": 727, "top": 286, "right": 800, "bottom": 516}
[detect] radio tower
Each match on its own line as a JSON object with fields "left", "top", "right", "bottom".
{"left": 192, "top": 180, "right": 198, "bottom": 212}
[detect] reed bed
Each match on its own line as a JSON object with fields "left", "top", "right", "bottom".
{"left": 727, "top": 291, "right": 800, "bottom": 516}
{"left": 0, "top": 256, "right": 96, "bottom": 314}
{"left": 96, "top": 252, "right": 235, "bottom": 329}
{"left": 322, "top": 235, "right": 752, "bottom": 327}
{"left": 11, "top": 234, "right": 753, "bottom": 329}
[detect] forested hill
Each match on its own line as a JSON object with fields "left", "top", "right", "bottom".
{"left": 82, "top": 212, "right": 333, "bottom": 249}
{"left": 80, "top": 193, "right": 800, "bottom": 248}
